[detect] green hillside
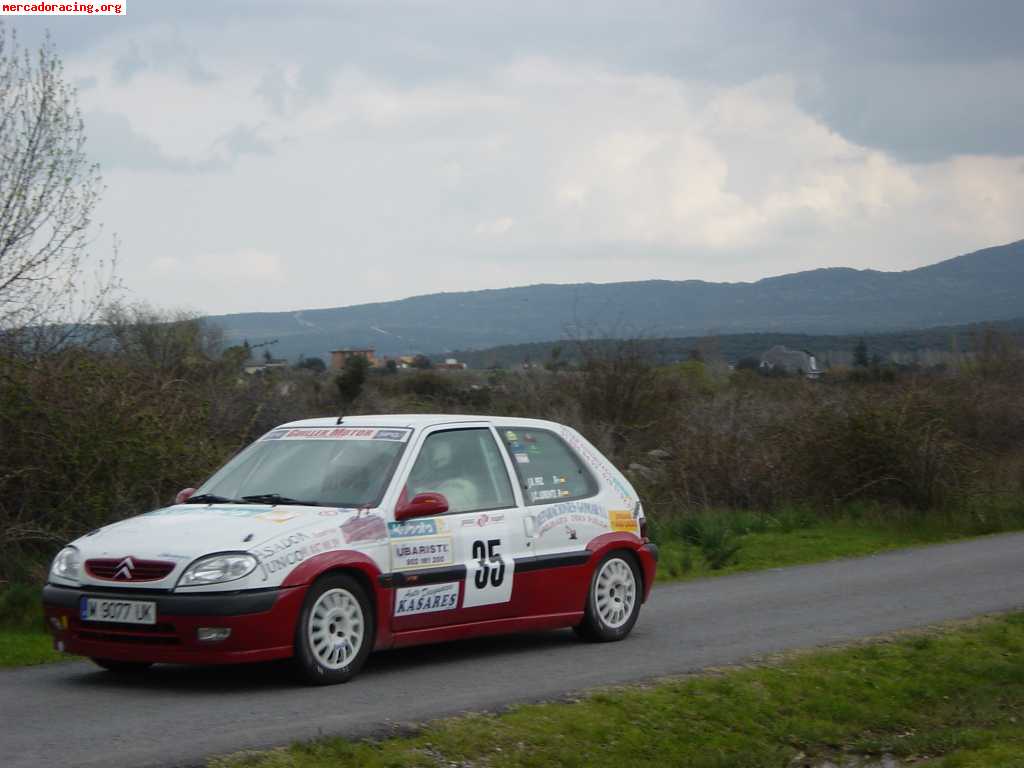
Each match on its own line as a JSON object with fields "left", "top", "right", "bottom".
{"left": 206, "top": 239, "right": 1024, "bottom": 360}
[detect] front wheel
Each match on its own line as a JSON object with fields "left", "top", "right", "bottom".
{"left": 294, "top": 573, "right": 374, "bottom": 685}
{"left": 574, "top": 552, "right": 641, "bottom": 642}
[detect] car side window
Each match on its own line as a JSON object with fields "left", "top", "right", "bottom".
{"left": 405, "top": 428, "right": 516, "bottom": 514}
{"left": 498, "top": 428, "right": 597, "bottom": 505}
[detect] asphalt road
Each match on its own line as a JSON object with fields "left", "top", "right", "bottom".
{"left": 4, "top": 532, "right": 1023, "bottom": 768}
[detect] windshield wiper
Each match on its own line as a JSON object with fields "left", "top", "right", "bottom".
{"left": 240, "top": 493, "right": 320, "bottom": 506}
{"left": 184, "top": 493, "right": 244, "bottom": 504}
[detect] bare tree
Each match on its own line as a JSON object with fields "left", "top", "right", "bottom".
{"left": 0, "top": 24, "right": 116, "bottom": 351}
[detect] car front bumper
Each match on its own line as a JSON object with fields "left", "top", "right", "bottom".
{"left": 42, "top": 583, "right": 305, "bottom": 665}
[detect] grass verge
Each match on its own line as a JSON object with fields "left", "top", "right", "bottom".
{"left": 212, "top": 614, "right": 1024, "bottom": 768}
{"left": 653, "top": 500, "right": 1024, "bottom": 580}
{"left": 0, "top": 583, "right": 77, "bottom": 667}
{"left": 0, "top": 631, "right": 66, "bottom": 667}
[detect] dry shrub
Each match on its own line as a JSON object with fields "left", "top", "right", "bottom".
{"left": 3, "top": 324, "right": 1022, "bottom": 583}
{"left": 787, "top": 388, "right": 976, "bottom": 510}
{"left": 0, "top": 311, "right": 320, "bottom": 582}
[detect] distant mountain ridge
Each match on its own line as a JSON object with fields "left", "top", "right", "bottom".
{"left": 451, "top": 317, "right": 1024, "bottom": 370}
{"left": 206, "top": 239, "right": 1024, "bottom": 360}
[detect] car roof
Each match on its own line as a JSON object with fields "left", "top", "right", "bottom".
{"left": 276, "top": 414, "right": 569, "bottom": 432}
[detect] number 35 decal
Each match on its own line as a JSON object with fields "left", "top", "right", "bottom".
{"left": 472, "top": 539, "right": 506, "bottom": 588}
{"left": 463, "top": 537, "right": 515, "bottom": 608}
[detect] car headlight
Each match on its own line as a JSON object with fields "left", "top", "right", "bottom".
{"left": 50, "top": 546, "right": 81, "bottom": 581}
{"left": 178, "top": 553, "right": 257, "bottom": 587}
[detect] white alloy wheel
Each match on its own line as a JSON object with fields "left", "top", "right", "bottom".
{"left": 308, "top": 587, "right": 364, "bottom": 670}
{"left": 594, "top": 556, "right": 637, "bottom": 629}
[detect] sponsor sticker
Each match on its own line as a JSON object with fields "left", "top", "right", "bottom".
{"left": 373, "top": 429, "right": 411, "bottom": 441}
{"left": 391, "top": 537, "right": 453, "bottom": 569}
{"left": 261, "top": 426, "right": 409, "bottom": 441}
{"left": 253, "top": 532, "right": 344, "bottom": 581}
{"left": 560, "top": 427, "right": 635, "bottom": 506}
{"left": 254, "top": 510, "right": 301, "bottom": 524}
{"left": 460, "top": 512, "right": 506, "bottom": 528}
{"left": 534, "top": 500, "right": 609, "bottom": 537}
{"left": 388, "top": 518, "right": 445, "bottom": 538}
{"left": 255, "top": 531, "right": 309, "bottom": 559}
{"left": 609, "top": 510, "right": 638, "bottom": 533}
{"left": 394, "top": 583, "right": 459, "bottom": 616}
{"left": 514, "top": 453, "right": 530, "bottom": 464}
{"left": 341, "top": 512, "right": 387, "bottom": 543}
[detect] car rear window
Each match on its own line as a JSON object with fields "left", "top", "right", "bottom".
{"left": 498, "top": 427, "right": 597, "bottom": 505}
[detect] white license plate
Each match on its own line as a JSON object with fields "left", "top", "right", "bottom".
{"left": 80, "top": 597, "right": 157, "bottom": 625}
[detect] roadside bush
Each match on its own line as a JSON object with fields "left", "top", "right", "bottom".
{"left": 682, "top": 514, "right": 742, "bottom": 570}
{"left": 789, "top": 390, "right": 976, "bottom": 510}
{"left": 2, "top": 322, "right": 1022, "bottom": 585}
{"left": 0, "top": 311, "right": 316, "bottom": 584}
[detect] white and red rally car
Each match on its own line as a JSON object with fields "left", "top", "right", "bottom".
{"left": 43, "top": 415, "right": 658, "bottom": 684}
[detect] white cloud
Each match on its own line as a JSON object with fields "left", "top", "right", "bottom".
{"left": 67, "top": 37, "right": 1024, "bottom": 313}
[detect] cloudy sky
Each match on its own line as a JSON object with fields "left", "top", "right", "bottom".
{"left": 11, "top": 0, "right": 1024, "bottom": 314}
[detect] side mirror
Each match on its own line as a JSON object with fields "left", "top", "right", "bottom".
{"left": 175, "top": 487, "right": 197, "bottom": 504}
{"left": 395, "top": 492, "right": 449, "bottom": 521}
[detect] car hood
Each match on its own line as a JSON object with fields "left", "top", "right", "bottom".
{"left": 68, "top": 504, "right": 367, "bottom": 589}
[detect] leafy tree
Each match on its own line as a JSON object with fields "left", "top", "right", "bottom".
{"left": 544, "top": 344, "right": 568, "bottom": 371}
{"left": 336, "top": 354, "right": 369, "bottom": 403}
{"left": 853, "top": 338, "right": 869, "bottom": 368}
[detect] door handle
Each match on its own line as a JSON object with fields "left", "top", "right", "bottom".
{"left": 523, "top": 514, "right": 536, "bottom": 539}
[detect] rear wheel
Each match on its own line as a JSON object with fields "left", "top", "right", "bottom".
{"left": 294, "top": 572, "right": 374, "bottom": 685}
{"left": 90, "top": 658, "right": 153, "bottom": 674}
{"left": 574, "top": 552, "right": 641, "bottom": 642}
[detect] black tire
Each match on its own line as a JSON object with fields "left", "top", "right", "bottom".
{"left": 90, "top": 658, "right": 153, "bottom": 674}
{"left": 293, "top": 572, "right": 375, "bottom": 685}
{"left": 574, "top": 551, "right": 642, "bottom": 642}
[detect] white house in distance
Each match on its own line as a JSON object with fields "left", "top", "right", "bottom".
{"left": 759, "top": 345, "right": 823, "bottom": 378}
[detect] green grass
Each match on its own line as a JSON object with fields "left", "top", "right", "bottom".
{"left": 657, "top": 521, "right": 958, "bottom": 581}
{"left": 0, "top": 582, "right": 78, "bottom": 667}
{"left": 211, "top": 614, "right": 1024, "bottom": 768}
{"left": 0, "top": 631, "right": 66, "bottom": 666}
{"left": 653, "top": 500, "right": 1024, "bottom": 581}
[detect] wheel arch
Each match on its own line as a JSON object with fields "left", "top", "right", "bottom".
{"left": 282, "top": 550, "right": 394, "bottom": 650}
{"left": 586, "top": 532, "right": 656, "bottom": 603}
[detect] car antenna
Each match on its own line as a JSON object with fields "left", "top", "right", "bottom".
{"left": 336, "top": 414, "right": 344, "bottom": 425}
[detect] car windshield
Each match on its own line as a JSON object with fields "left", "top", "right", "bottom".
{"left": 193, "top": 428, "right": 409, "bottom": 508}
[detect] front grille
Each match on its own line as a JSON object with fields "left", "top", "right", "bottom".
{"left": 85, "top": 558, "right": 175, "bottom": 582}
